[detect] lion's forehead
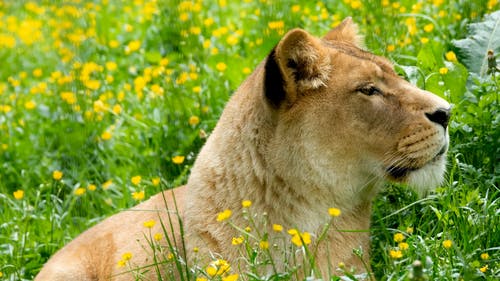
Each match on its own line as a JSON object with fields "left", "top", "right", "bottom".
{"left": 322, "top": 40, "right": 396, "bottom": 76}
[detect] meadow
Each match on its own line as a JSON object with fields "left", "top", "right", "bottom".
{"left": 0, "top": 0, "right": 499, "bottom": 280}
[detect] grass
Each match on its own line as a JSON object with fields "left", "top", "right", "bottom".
{"left": 0, "top": 0, "right": 499, "bottom": 280}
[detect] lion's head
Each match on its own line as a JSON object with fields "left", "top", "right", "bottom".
{"left": 264, "top": 18, "right": 450, "bottom": 198}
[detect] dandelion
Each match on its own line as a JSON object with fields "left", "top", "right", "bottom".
{"left": 273, "top": 224, "right": 283, "bottom": 232}
{"left": 393, "top": 233, "right": 405, "bottom": 243}
{"left": 244, "top": 226, "right": 251, "bottom": 232}
{"left": 445, "top": 51, "right": 457, "bottom": 62}
{"left": 439, "top": 67, "right": 449, "bottom": 75}
{"left": 109, "top": 40, "right": 120, "bottom": 48}
{"left": 216, "top": 62, "right": 227, "bottom": 72}
{"left": 259, "top": 240, "right": 269, "bottom": 250}
{"left": 152, "top": 177, "right": 161, "bottom": 186}
{"left": 117, "top": 259, "right": 126, "bottom": 267}
{"left": 132, "top": 190, "right": 145, "bottom": 201}
{"left": 328, "top": 207, "right": 341, "bottom": 217}
{"left": 480, "top": 253, "right": 490, "bottom": 260}
{"left": 350, "top": 0, "right": 362, "bottom": 9}
{"left": 154, "top": 233, "right": 162, "bottom": 241}
{"left": 131, "top": 175, "right": 141, "bottom": 185}
{"left": 232, "top": 236, "right": 244, "bottom": 245}
{"left": 143, "top": 220, "right": 156, "bottom": 228}
{"left": 196, "top": 278, "right": 208, "bottom": 281}
{"left": 102, "top": 180, "right": 113, "bottom": 190}
{"left": 112, "top": 104, "right": 122, "bottom": 114}
{"left": 389, "top": 249, "right": 403, "bottom": 259}
{"left": 206, "top": 266, "right": 218, "bottom": 277}
{"left": 399, "top": 242, "right": 409, "bottom": 250}
{"left": 87, "top": 184, "right": 96, "bottom": 191}
{"left": 33, "top": 68, "right": 43, "bottom": 77}
{"left": 101, "top": 131, "right": 112, "bottom": 141}
{"left": 442, "top": 239, "right": 453, "bottom": 249}
{"left": 242, "top": 200, "right": 252, "bottom": 208}
{"left": 74, "top": 188, "right": 86, "bottom": 196}
{"left": 106, "top": 61, "right": 117, "bottom": 71}
{"left": 420, "top": 37, "right": 429, "bottom": 44}
{"left": 406, "top": 226, "right": 414, "bottom": 234}
{"left": 386, "top": 44, "right": 396, "bottom": 52}
{"left": 189, "top": 116, "right": 200, "bottom": 126}
{"left": 291, "top": 5, "right": 300, "bottom": 12}
{"left": 126, "top": 40, "right": 141, "bottom": 54}
{"left": 53, "top": 170, "right": 63, "bottom": 180}
{"left": 172, "top": 155, "right": 185, "bottom": 164}
{"left": 25, "top": 100, "right": 37, "bottom": 110}
{"left": 480, "top": 265, "right": 488, "bottom": 273}
{"left": 216, "top": 209, "right": 232, "bottom": 222}
{"left": 122, "top": 252, "right": 132, "bottom": 261}
{"left": 291, "top": 231, "right": 311, "bottom": 247}
{"left": 423, "top": 23, "right": 434, "bottom": 33}
{"left": 223, "top": 274, "right": 239, "bottom": 281}
{"left": 13, "top": 189, "right": 24, "bottom": 200}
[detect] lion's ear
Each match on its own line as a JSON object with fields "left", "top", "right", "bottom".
{"left": 324, "top": 17, "right": 364, "bottom": 47}
{"left": 274, "top": 28, "right": 331, "bottom": 95}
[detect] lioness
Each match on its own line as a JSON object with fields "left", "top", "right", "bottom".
{"left": 36, "top": 18, "right": 450, "bottom": 280}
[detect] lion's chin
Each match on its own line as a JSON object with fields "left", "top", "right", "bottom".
{"left": 385, "top": 151, "right": 447, "bottom": 197}
{"left": 405, "top": 154, "right": 447, "bottom": 196}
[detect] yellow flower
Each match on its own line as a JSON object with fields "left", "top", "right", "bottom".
{"left": 423, "top": 23, "right": 434, "bottom": 33}
{"left": 328, "top": 207, "right": 341, "bottom": 217}
{"left": 53, "top": 170, "right": 63, "bottom": 180}
{"left": 143, "top": 220, "right": 156, "bottom": 228}
{"left": 112, "top": 104, "right": 122, "bottom": 114}
{"left": 87, "top": 184, "right": 96, "bottom": 191}
{"left": 223, "top": 274, "right": 239, "bottom": 281}
{"left": 102, "top": 180, "right": 113, "bottom": 190}
{"left": 106, "top": 61, "right": 117, "bottom": 71}
{"left": 399, "top": 242, "right": 409, "bottom": 250}
{"left": 33, "top": 68, "right": 43, "bottom": 77}
{"left": 439, "top": 67, "right": 449, "bottom": 75}
{"left": 351, "top": 0, "right": 362, "bottom": 9}
{"left": 132, "top": 190, "right": 145, "bottom": 201}
{"left": 287, "top": 228, "right": 299, "bottom": 235}
{"left": 172, "top": 155, "right": 185, "bottom": 164}
{"left": 196, "top": 278, "right": 208, "bottom": 281}
{"left": 480, "top": 265, "right": 488, "bottom": 273}
{"left": 216, "top": 209, "right": 232, "bottom": 222}
{"left": 442, "top": 239, "right": 453, "bottom": 249}
{"left": 216, "top": 62, "right": 227, "bottom": 72}
{"left": 232, "top": 236, "right": 244, "bottom": 245}
{"left": 189, "top": 115, "right": 200, "bottom": 126}
{"left": 480, "top": 253, "right": 490, "bottom": 260}
{"left": 13, "top": 190, "right": 24, "bottom": 200}
{"left": 420, "top": 37, "right": 429, "bottom": 44}
{"left": 244, "top": 226, "right": 251, "bottom": 232}
{"left": 74, "top": 187, "right": 86, "bottom": 196}
{"left": 291, "top": 5, "right": 300, "bottom": 12}
{"left": 259, "top": 240, "right": 269, "bottom": 250}
{"left": 389, "top": 249, "right": 403, "bottom": 259}
{"left": 152, "top": 177, "right": 161, "bottom": 186}
{"left": 406, "top": 226, "right": 414, "bottom": 234}
{"left": 25, "top": 100, "right": 37, "bottom": 110}
{"left": 122, "top": 252, "right": 133, "bottom": 261}
{"left": 386, "top": 44, "right": 396, "bottom": 52}
{"left": 131, "top": 175, "right": 142, "bottom": 185}
{"left": 272, "top": 224, "right": 283, "bottom": 232}
{"left": 117, "top": 259, "right": 126, "bottom": 267}
{"left": 393, "top": 233, "right": 405, "bottom": 243}
{"left": 206, "top": 266, "right": 217, "bottom": 277}
{"left": 291, "top": 232, "right": 311, "bottom": 247}
{"left": 126, "top": 40, "right": 141, "bottom": 54}
{"left": 101, "top": 131, "right": 112, "bottom": 141}
{"left": 242, "top": 200, "right": 252, "bottom": 208}
{"left": 445, "top": 51, "right": 457, "bottom": 62}
{"left": 154, "top": 233, "right": 162, "bottom": 241}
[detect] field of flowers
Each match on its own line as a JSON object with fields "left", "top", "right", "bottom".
{"left": 0, "top": 0, "right": 498, "bottom": 280}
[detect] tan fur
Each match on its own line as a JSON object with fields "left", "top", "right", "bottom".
{"left": 36, "top": 19, "right": 450, "bottom": 280}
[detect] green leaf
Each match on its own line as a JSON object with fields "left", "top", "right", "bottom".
{"left": 452, "top": 10, "right": 500, "bottom": 76}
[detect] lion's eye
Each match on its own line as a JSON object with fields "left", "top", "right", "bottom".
{"left": 359, "top": 86, "right": 382, "bottom": 96}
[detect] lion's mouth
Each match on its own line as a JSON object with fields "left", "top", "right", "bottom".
{"left": 386, "top": 144, "right": 448, "bottom": 180}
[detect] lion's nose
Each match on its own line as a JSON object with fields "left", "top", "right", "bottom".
{"left": 425, "top": 108, "right": 450, "bottom": 129}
